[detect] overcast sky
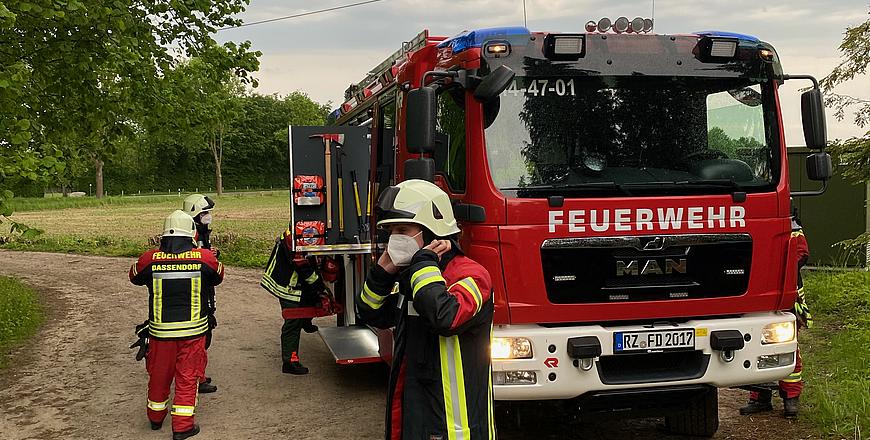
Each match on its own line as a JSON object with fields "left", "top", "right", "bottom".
{"left": 216, "top": 0, "right": 870, "bottom": 144}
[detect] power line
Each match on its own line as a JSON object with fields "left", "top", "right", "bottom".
{"left": 218, "top": 0, "right": 387, "bottom": 31}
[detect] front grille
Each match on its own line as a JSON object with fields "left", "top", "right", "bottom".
{"left": 541, "top": 234, "right": 752, "bottom": 304}
{"left": 597, "top": 350, "right": 710, "bottom": 385}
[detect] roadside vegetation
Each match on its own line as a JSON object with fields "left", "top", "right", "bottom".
{"left": 0, "top": 276, "right": 43, "bottom": 368}
{"left": 801, "top": 270, "right": 870, "bottom": 438}
{"left": 1, "top": 192, "right": 288, "bottom": 268}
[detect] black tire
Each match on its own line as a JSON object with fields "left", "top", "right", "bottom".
{"left": 665, "top": 387, "right": 719, "bottom": 437}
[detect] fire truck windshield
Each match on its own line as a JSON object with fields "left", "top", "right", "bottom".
{"left": 485, "top": 75, "right": 781, "bottom": 197}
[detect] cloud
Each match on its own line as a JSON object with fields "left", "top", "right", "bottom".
{"left": 218, "top": 0, "right": 870, "bottom": 140}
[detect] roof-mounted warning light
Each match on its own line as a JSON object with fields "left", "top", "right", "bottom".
{"left": 438, "top": 26, "right": 531, "bottom": 55}
{"left": 589, "top": 17, "right": 653, "bottom": 34}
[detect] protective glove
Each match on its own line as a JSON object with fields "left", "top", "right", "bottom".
{"left": 129, "top": 338, "right": 148, "bottom": 361}
{"left": 130, "top": 320, "right": 150, "bottom": 361}
{"left": 208, "top": 314, "right": 218, "bottom": 330}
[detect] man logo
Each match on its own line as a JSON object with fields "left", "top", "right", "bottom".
{"left": 617, "top": 258, "right": 687, "bottom": 276}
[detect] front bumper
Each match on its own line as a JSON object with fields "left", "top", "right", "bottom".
{"left": 492, "top": 312, "right": 797, "bottom": 400}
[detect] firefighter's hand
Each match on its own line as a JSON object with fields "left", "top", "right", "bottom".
{"left": 208, "top": 314, "right": 218, "bottom": 330}
{"left": 378, "top": 250, "right": 398, "bottom": 274}
{"left": 212, "top": 248, "right": 221, "bottom": 260}
{"left": 130, "top": 338, "right": 148, "bottom": 362}
{"left": 423, "top": 240, "right": 452, "bottom": 258}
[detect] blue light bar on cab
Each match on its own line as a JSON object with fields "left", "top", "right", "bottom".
{"left": 438, "top": 26, "right": 531, "bottom": 54}
{"left": 694, "top": 30, "right": 760, "bottom": 43}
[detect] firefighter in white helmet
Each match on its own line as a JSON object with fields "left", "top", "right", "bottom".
{"left": 182, "top": 194, "right": 216, "bottom": 249}
{"left": 129, "top": 210, "right": 224, "bottom": 439}
{"left": 182, "top": 194, "right": 218, "bottom": 394}
{"left": 356, "top": 179, "right": 495, "bottom": 439}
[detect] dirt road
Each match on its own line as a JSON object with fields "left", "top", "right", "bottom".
{"left": 0, "top": 251, "right": 813, "bottom": 439}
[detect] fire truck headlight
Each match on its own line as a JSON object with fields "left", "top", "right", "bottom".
{"left": 491, "top": 337, "right": 533, "bottom": 359}
{"left": 761, "top": 321, "right": 796, "bottom": 344}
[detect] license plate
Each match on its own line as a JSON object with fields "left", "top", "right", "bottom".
{"left": 614, "top": 329, "right": 695, "bottom": 353}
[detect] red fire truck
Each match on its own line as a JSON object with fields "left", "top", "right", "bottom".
{"left": 319, "top": 20, "right": 832, "bottom": 436}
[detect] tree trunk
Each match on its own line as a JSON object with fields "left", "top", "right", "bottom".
{"left": 95, "top": 158, "right": 104, "bottom": 199}
{"left": 215, "top": 158, "right": 223, "bottom": 196}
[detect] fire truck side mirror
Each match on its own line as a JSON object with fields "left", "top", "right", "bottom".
{"left": 406, "top": 86, "right": 437, "bottom": 154}
{"left": 806, "top": 152, "right": 832, "bottom": 181}
{"left": 473, "top": 65, "right": 516, "bottom": 102}
{"left": 800, "top": 88, "right": 827, "bottom": 149}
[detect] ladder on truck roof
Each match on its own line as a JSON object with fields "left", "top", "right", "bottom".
{"left": 337, "top": 30, "right": 439, "bottom": 120}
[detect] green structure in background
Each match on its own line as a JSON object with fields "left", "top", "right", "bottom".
{"left": 789, "top": 147, "right": 869, "bottom": 266}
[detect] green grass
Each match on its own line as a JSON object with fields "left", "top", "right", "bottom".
{"left": 0, "top": 276, "right": 43, "bottom": 368}
{"left": 1, "top": 192, "right": 289, "bottom": 268}
{"left": 801, "top": 270, "right": 870, "bottom": 438}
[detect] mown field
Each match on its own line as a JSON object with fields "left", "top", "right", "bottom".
{"left": 1, "top": 192, "right": 290, "bottom": 268}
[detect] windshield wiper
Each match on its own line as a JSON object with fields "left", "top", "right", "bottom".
{"left": 502, "top": 181, "right": 632, "bottom": 195}
{"left": 621, "top": 179, "right": 741, "bottom": 189}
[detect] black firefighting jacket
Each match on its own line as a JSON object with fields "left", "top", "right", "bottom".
{"left": 260, "top": 229, "right": 322, "bottom": 305}
{"left": 357, "top": 246, "right": 495, "bottom": 440}
{"left": 130, "top": 238, "right": 224, "bottom": 339}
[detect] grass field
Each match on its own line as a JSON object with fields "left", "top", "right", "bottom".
{"left": 800, "top": 270, "right": 869, "bottom": 438}
{"left": 2, "top": 192, "right": 290, "bottom": 268}
{"left": 0, "top": 276, "right": 43, "bottom": 368}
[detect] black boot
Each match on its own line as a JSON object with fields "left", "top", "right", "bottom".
{"left": 739, "top": 391, "right": 773, "bottom": 415}
{"left": 198, "top": 381, "right": 217, "bottom": 394}
{"left": 302, "top": 319, "right": 319, "bottom": 333}
{"left": 150, "top": 421, "right": 163, "bottom": 431}
{"left": 172, "top": 424, "right": 200, "bottom": 440}
{"left": 282, "top": 361, "right": 309, "bottom": 375}
{"left": 783, "top": 397, "right": 800, "bottom": 418}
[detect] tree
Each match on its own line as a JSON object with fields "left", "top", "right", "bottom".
{"left": 0, "top": 0, "right": 259, "bottom": 198}
{"left": 821, "top": 8, "right": 870, "bottom": 184}
{"left": 152, "top": 43, "right": 258, "bottom": 196}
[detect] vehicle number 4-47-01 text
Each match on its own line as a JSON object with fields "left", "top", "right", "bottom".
{"left": 503, "top": 79, "right": 576, "bottom": 97}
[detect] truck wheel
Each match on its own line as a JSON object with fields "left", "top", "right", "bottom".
{"left": 664, "top": 387, "right": 719, "bottom": 437}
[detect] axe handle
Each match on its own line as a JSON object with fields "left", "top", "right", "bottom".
{"left": 324, "top": 140, "right": 333, "bottom": 230}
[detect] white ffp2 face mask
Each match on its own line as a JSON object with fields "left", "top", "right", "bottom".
{"left": 387, "top": 232, "right": 422, "bottom": 267}
{"left": 200, "top": 213, "right": 213, "bottom": 225}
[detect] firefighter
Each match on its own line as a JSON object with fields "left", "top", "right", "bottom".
{"left": 129, "top": 210, "right": 224, "bottom": 439}
{"left": 182, "top": 194, "right": 218, "bottom": 394}
{"left": 357, "top": 179, "right": 495, "bottom": 439}
{"left": 740, "top": 208, "right": 812, "bottom": 418}
{"left": 182, "top": 194, "right": 216, "bottom": 249}
{"left": 261, "top": 228, "right": 325, "bottom": 375}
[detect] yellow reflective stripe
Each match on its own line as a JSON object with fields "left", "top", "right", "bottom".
{"left": 413, "top": 275, "right": 446, "bottom": 298}
{"left": 360, "top": 283, "right": 387, "bottom": 309}
{"left": 152, "top": 278, "right": 163, "bottom": 324}
{"left": 454, "top": 278, "right": 483, "bottom": 314}
{"left": 791, "top": 230, "right": 805, "bottom": 237}
{"left": 149, "top": 325, "right": 209, "bottom": 339}
{"left": 190, "top": 277, "right": 201, "bottom": 320}
{"left": 782, "top": 372, "right": 802, "bottom": 383}
{"left": 217, "top": 262, "right": 224, "bottom": 275}
{"left": 149, "top": 320, "right": 209, "bottom": 331}
{"left": 131, "top": 264, "right": 138, "bottom": 277}
{"left": 260, "top": 277, "right": 302, "bottom": 301}
{"left": 289, "top": 272, "right": 299, "bottom": 288}
{"left": 305, "top": 272, "right": 319, "bottom": 284}
{"left": 148, "top": 399, "right": 169, "bottom": 411}
{"left": 487, "top": 324, "right": 495, "bottom": 439}
{"left": 411, "top": 266, "right": 440, "bottom": 284}
{"left": 439, "top": 335, "right": 470, "bottom": 440}
{"left": 171, "top": 405, "right": 195, "bottom": 416}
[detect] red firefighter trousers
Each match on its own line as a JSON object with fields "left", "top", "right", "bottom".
{"left": 145, "top": 336, "right": 207, "bottom": 432}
